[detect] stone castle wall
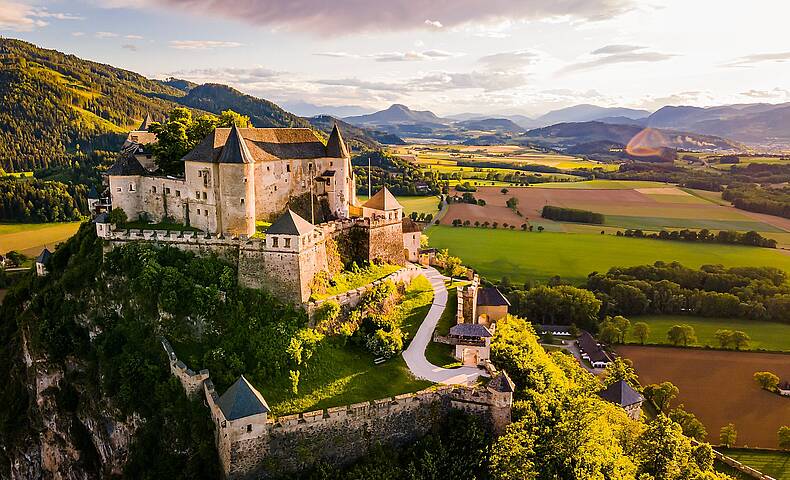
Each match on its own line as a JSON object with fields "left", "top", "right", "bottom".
{"left": 161, "top": 339, "right": 511, "bottom": 479}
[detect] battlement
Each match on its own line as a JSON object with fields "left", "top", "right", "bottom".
{"left": 161, "top": 339, "right": 512, "bottom": 479}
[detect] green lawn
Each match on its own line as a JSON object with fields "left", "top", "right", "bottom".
{"left": 603, "top": 215, "right": 784, "bottom": 233}
{"left": 718, "top": 449, "right": 790, "bottom": 480}
{"left": 265, "top": 275, "right": 435, "bottom": 415}
{"left": 426, "top": 226, "right": 790, "bottom": 285}
{"left": 626, "top": 315, "right": 790, "bottom": 352}
{"left": 312, "top": 263, "right": 401, "bottom": 300}
{"left": 425, "top": 288, "right": 462, "bottom": 368}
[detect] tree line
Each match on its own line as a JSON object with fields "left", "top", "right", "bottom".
{"left": 617, "top": 228, "right": 777, "bottom": 248}
{"left": 542, "top": 205, "right": 605, "bottom": 224}
{"left": 0, "top": 177, "right": 87, "bottom": 222}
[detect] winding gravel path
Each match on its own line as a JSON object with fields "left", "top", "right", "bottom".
{"left": 402, "top": 267, "right": 485, "bottom": 385}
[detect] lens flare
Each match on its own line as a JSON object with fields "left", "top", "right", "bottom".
{"left": 625, "top": 128, "right": 670, "bottom": 157}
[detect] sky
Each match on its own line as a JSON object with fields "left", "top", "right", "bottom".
{"left": 2, "top": 0, "right": 790, "bottom": 117}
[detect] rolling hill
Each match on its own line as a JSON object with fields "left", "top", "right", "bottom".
{"left": 535, "top": 104, "right": 651, "bottom": 126}
{"left": 306, "top": 115, "right": 404, "bottom": 149}
{"left": 344, "top": 104, "right": 447, "bottom": 126}
{"left": 453, "top": 118, "right": 524, "bottom": 133}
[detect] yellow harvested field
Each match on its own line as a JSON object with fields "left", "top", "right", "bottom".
{"left": 0, "top": 222, "right": 81, "bottom": 257}
{"left": 634, "top": 187, "right": 691, "bottom": 196}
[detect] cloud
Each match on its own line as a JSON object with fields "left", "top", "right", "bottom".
{"left": 478, "top": 50, "right": 541, "bottom": 71}
{"left": 121, "top": 44, "right": 139, "bottom": 51}
{"left": 0, "top": 2, "right": 84, "bottom": 31}
{"left": 99, "top": 0, "right": 633, "bottom": 35}
{"left": 169, "top": 40, "right": 244, "bottom": 50}
{"left": 316, "top": 69, "right": 526, "bottom": 93}
{"left": 740, "top": 88, "right": 790, "bottom": 100}
{"left": 560, "top": 46, "right": 675, "bottom": 74}
{"left": 725, "top": 52, "right": 790, "bottom": 68}
{"left": 591, "top": 44, "right": 644, "bottom": 55}
{"left": 72, "top": 31, "right": 85, "bottom": 36}
{"left": 168, "top": 66, "right": 281, "bottom": 84}
{"left": 95, "top": 31, "right": 119, "bottom": 38}
{"left": 314, "top": 49, "right": 461, "bottom": 62}
{"left": 125, "top": 34, "right": 143, "bottom": 40}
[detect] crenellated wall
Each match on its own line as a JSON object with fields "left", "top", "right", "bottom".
{"left": 160, "top": 339, "right": 512, "bottom": 479}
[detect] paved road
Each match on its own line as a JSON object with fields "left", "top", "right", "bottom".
{"left": 402, "top": 267, "right": 485, "bottom": 385}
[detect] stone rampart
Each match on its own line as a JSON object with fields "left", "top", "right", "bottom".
{"left": 161, "top": 339, "right": 512, "bottom": 479}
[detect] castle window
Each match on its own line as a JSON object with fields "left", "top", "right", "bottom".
{"left": 202, "top": 192, "right": 207, "bottom": 200}
{"left": 330, "top": 161, "right": 333, "bottom": 167}
{"left": 152, "top": 186, "right": 157, "bottom": 193}
{"left": 287, "top": 164, "right": 291, "bottom": 173}
{"left": 267, "top": 166, "right": 270, "bottom": 171}
{"left": 240, "top": 198, "right": 245, "bottom": 205}
{"left": 165, "top": 187, "right": 171, "bottom": 194}
{"left": 175, "top": 190, "right": 181, "bottom": 197}
{"left": 204, "top": 209, "right": 208, "bottom": 216}
{"left": 116, "top": 187, "right": 121, "bottom": 192}
{"left": 197, "top": 209, "right": 201, "bottom": 215}
{"left": 272, "top": 237, "right": 279, "bottom": 247}
{"left": 274, "top": 186, "right": 277, "bottom": 192}
{"left": 246, "top": 425, "right": 252, "bottom": 433}
{"left": 285, "top": 238, "right": 291, "bottom": 248}
{"left": 198, "top": 171, "right": 202, "bottom": 177}
{"left": 195, "top": 192, "right": 200, "bottom": 199}
{"left": 129, "top": 184, "right": 136, "bottom": 192}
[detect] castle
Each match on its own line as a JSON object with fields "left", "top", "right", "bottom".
{"left": 101, "top": 120, "right": 417, "bottom": 304}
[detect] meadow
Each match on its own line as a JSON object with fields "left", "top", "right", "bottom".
{"left": 618, "top": 346, "right": 790, "bottom": 449}
{"left": 718, "top": 449, "right": 790, "bottom": 480}
{"left": 425, "top": 226, "right": 790, "bottom": 284}
{"left": 0, "top": 222, "right": 81, "bottom": 258}
{"left": 625, "top": 315, "right": 790, "bottom": 352}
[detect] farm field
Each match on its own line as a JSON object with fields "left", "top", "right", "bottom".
{"left": 358, "top": 194, "right": 440, "bottom": 216}
{"left": 617, "top": 346, "right": 790, "bottom": 449}
{"left": 719, "top": 449, "right": 790, "bottom": 480}
{"left": 441, "top": 183, "right": 790, "bottom": 238}
{"left": 0, "top": 222, "right": 81, "bottom": 257}
{"left": 426, "top": 226, "right": 790, "bottom": 284}
{"left": 626, "top": 315, "right": 790, "bottom": 352}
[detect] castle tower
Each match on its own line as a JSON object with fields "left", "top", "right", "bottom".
{"left": 216, "top": 125, "right": 256, "bottom": 237}
{"left": 325, "top": 123, "right": 356, "bottom": 218}
{"left": 486, "top": 371, "right": 515, "bottom": 435}
{"left": 362, "top": 186, "right": 403, "bottom": 223}
{"left": 361, "top": 187, "right": 406, "bottom": 265}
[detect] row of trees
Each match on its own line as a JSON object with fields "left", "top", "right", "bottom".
{"left": 723, "top": 184, "right": 790, "bottom": 219}
{"left": 617, "top": 228, "right": 777, "bottom": 248}
{"left": 0, "top": 177, "right": 88, "bottom": 222}
{"left": 542, "top": 205, "right": 605, "bottom": 224}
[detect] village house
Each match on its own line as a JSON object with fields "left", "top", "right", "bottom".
{"left": 597, "top": 380, "right": 644, "bottom": 420}
{"left": 35, "top": 247, "right": 51, "bottom": 277}
{"left": 447, "top": 323, "right": 493, "bottom": 366}
{"left": 577, "top": 331, "right": 612, "bottom": 369}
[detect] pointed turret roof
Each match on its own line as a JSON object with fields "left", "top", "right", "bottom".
{"left": 267, "top": 209, "right": 315, "bottom": 236}
{"left": 36, "top": 247, "right": 52, "bottom": 264}
{"left": 597, "top": 380, "right": 643, "bottom": 408}
{"left": 326, "top": 123, "right": 350, "bottom": 158}
{"left": 217, "top": 124, "right": 254, "bottom": 164}
{"left": 106, "top": 152, "right": 148, "bottom": 176}
{"left": 363, "top": 187, "right": 402, "bottom": 211}
{"left": 137, "top": 113, "right": 153, "bottom": 131}
{"left": 217, "top": 376, "right": 270, "bottom": 421}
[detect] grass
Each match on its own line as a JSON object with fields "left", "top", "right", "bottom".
{"left": 718, "top": 449, "right": 790, "bottom": 479}
{"left": 0, "top": 221, "right": 81, "bottom": 257}
{"left": 603, "top": 215, "right": 784, "bottom": 233}
{"left": 625, "top": 315, "right": 790, "bottom": 352}
{"left": 312, "top": 263, "right": 402, "bottom": 300}
{"left": 426, "top": 226, "right": 790, "bottom": 285}
{"left": 265, "top": 275, "right": 436, "bottom": 416}
{"left": 425, "top": 288, "right": 462, "bottom": 368}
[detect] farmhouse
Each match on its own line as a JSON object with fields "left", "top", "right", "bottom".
{"left": 597, "top": 380, "right": 644, "bottom": 420}
{"left": 35, "top": 247, "right": 51, "bottom": 277}
{"left": 577, "top": 331, "right": 612, "bottom": 368}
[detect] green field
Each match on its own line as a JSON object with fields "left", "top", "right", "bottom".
{"left": 603, "top": 215, "right": 786, "bottom": 233}
{"left": 358, "top": 195, "right": 440, "bottom": 216}
{"left": 0, "top": 222, "right": 81, "bottom": 257}
{"left": 626, "top": 315, "right": 790, "bottom": 352}
{"left": 426, "top": 226, "right": 790, "bottom": 284}
{"left": 719, "top": 449, "right": 790, "bottom": 479}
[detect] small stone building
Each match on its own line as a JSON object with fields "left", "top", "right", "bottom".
{"left": 597, "top": 380, "right": 644, "bottom": 420}
{"left": 35, "top": 247, "right": 51, "bottom": 277}
{"left": 475, "top": 287, "right": 511, "bottom": 327}
{"left": 448, "top": 323, "right": 493, "bottom": 366}
{"left": 401, "top": 217, "right": 421, "bottom": 262}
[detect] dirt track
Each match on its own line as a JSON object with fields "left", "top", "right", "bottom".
{"left": 617, "top": 346, "right": 790, "bottom": 448}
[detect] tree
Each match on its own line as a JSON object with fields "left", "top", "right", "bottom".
{"left": 107, "top": 207, "right": 128, "bottom": 226}
{"left": 669, "top": 406, "right": 707, "bottom": 441}
{"left": 419, "top": 234, "right": 430, "bottom": 248}
{"left": 603, "top": 357, "right": 638, "bottom": 387}
{"left": 500, "top": 188, "right": 509, "bottom": 194}
{"left": 537, "top": 226, "right": 544, "bottom": 232}
{"left": 598, "top": 323, "right": 621, "bottom": 345}
{"left": 667, "top": 324, "right": 696, "bottom": 346}
{"left": 636, "top": 414, "right": 694, "bottom": 480}
{"left": 610, "top": 284, "right": 649, "bottom": 315}
{"left": 444, "top": 255, "right": 466, "bottom": 282}
{"left": 753, "top": 371, "right": 780, "bottom": 392}
{"left": 714, "top": 329, "right": 734, "bottom": 349}
{"left": 643, "top": 382, "right": 679, "bottom": 413}
{"left": 779, "top": 426, "right": 790, "bottom": 450}
{"left": 633, "top": 322, "right": 650, "bottom": 345}
{"left": 612, "top": 315, "right": 631, "bottom": 343}
{"left": 719, "top": 424, "right": 737, "bottom": 448}
{"left": 730, "top": 330, "right": 750, "bottom": 350}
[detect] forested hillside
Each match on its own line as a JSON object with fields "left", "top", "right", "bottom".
{"left": 0, "top": 39, "right": 185, "bottom": 172}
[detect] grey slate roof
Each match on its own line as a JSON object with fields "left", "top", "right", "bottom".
{"left": 106, "top": 153, "right": 148, "bottom": 176}
{"left": 266, "top": 210, "right": 315, "bottom": 236}
{"left": 326, "top": 124, "right": 350, "bottom": 158}
{"left": 488, "top": 372, "right": 515, "bottom": 393}
{"left": 449, "top": 323, "right": 493, "bottom": 338}
{"left": 217, "top": 125, "right": 254, "bottom": 164}
{"left": 137, "top": 113, "right": 153, "bottom": 131}
{"left": 363, "top": 187, "right": 402, "bottom": 211}
{"left": 87, "top": 186, "right": 99, "bottom": 199}
{"left": 217, "top": 376, "right": 270, "bottom": 421}
{"left": 94, "top": 212, "right": 109, "bottom": 223}
{"left": 477, "top": 287, "right": 510, "bottom": 307}
{"left": 597, "top": 380, "right": 643, "bottom": 408}
{"left": 36, "top": 248, "right": 52, "bottom": 264}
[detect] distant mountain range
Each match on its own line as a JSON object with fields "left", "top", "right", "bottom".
{"left": 344, "top": 104, "right": 447, "bottom": 126}
{"left": 533, "top": 104, "right": 651, "bottom": 126}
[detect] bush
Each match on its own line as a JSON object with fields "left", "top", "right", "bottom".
{"left": 366, "top": 328, "right": 403, "bottom": 358}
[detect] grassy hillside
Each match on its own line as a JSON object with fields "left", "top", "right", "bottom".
{"left": 426, "top": 226, "right": 790, "bottom": 284}
{"left": 0, "top": 39, "right": 187, "bottom": 171}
